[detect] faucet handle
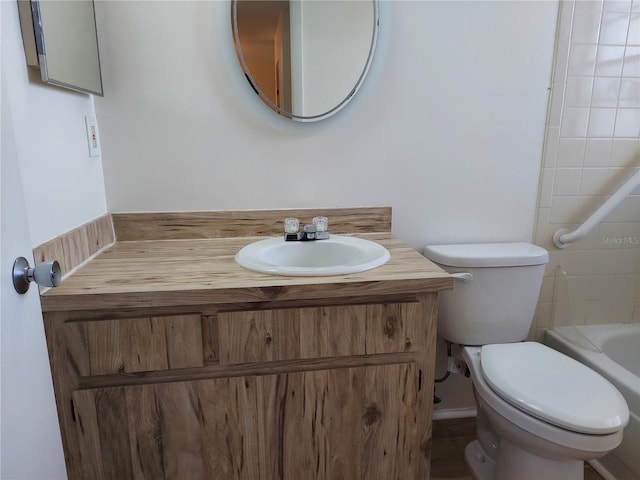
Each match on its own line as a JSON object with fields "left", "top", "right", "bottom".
{"left": 312, "top": 216, "right": 329, "bottom": 239}
{"left": 284, "top": 217, "right": 300, "bottom": 234}
{"left": 312, "top": 216, "right": 328, "bottom": 232}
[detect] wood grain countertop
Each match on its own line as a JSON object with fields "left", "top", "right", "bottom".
{"left": 40, "top": 233, "right": 452, "bottom": 313}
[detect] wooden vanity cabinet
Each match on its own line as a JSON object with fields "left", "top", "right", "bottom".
{"left": 43, "top": 295, "right": 438, "bottom": 480}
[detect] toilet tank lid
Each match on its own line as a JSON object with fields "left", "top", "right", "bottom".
{"left": 423, "top": 242, "right": 549, "bottom": 267}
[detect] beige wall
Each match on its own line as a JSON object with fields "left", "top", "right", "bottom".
{"left": 533, "top": 0, "right": 640, "bottom": 340}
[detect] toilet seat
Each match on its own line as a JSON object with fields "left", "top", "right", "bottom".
{"left": 480, "top": 342, "right": 628, "bottom": 435}
{"left": 463, "top": 346, "right": 624, "bottom": 459}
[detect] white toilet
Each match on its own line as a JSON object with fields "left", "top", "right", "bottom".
{"left": 423, "top": 242, "right": 629, "bottom": 480}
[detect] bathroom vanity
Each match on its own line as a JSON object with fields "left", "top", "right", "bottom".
{"left": 36, "top": 208, "right": 452, "bottom": 480}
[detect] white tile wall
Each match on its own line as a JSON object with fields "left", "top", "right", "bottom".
{"left": 533, "top": 0, "right": 640, "bottom": 340}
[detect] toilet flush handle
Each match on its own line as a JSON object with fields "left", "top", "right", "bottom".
{"left": 450, "top": 272, "right": 473, "bottom": 283}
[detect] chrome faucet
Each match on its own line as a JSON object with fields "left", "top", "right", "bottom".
{"left": 284, "top": 216, "right": 329, "bottom": 241}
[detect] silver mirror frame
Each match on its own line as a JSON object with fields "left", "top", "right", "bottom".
{"left": 231, "top": 0, "right": 379, "bottom": 122}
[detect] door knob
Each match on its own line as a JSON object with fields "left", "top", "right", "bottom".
{"left": 12, "top": 257, "right": 61, "bottom": 294}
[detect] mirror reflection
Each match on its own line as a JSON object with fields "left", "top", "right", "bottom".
{"left": 232, "top": 0, "right": 378, "bottom": 121}
{"left": 18, "top": 0, "right": 103, "bottom": 96}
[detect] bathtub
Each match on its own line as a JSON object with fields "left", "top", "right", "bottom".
{"left": 545, "top": 324, "right": 640, "bottom": 480}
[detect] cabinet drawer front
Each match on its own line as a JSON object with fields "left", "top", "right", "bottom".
{"left": 82, "top": 314, "right": 204, "bottom": 375}
{"left": 218, "top": 302, "right": 423, "bottom": 365}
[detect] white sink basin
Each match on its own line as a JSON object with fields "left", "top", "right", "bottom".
{"left": 235, "top": 235, "right": 390, "bottom": 276}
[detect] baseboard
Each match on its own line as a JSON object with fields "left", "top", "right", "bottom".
{"left": 432, "top": 408, "right": 477, "bottom": 421}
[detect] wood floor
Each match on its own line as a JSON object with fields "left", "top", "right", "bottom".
{"left": 430, "top": 418, "right": 605, "bottom": 480}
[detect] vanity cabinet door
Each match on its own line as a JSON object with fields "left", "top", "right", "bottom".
{"left": 70, "top": 363, "right": 421, "bottom": 480}
{"left": 72, "top": 377, "right": 259, "bottom": 480}
{"left": 256, "top": 363, "right": 422, "bottom": 479}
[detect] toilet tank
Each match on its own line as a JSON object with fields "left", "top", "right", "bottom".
{"left": 423, "top": 243, "right": 549, "bottom": 346}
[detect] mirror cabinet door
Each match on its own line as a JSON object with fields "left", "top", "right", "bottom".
{"left": 232, "top": 0, "right": 379, "bottom": 122}
{"left": 19, "top": 0, "right": 103, "bottom": 96}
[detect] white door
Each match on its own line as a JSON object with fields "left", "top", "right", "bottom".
{"left": 1, "top": 76, "right": 67, "bottom": 479}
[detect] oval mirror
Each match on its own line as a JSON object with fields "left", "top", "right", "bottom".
{"left": 231, "top": 0, "right": 379, "bottom": 122}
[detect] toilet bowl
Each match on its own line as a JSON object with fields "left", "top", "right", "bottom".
{"left": 423, "top": 242, "right": 629, "bottom": 480}
{"left": 463, "top": 344, "right": 626, "bottom": 480}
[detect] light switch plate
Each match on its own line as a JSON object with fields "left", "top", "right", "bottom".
{"left": 85, "top": 116, "right": 101, "bottom": 157}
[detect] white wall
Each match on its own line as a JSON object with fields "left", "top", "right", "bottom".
{"left": 0, "top": 5, "right": 560, "bottom": 474}
{"left": 1, "top": 1, "right": 108, "bottom": 477}
{"left": 94, "top": 0, "right": 558, "bottom": 251}
{"left": 533, "top": 0, "right": 640, "bottom": 338}
{"left": 2, "top": 3, "right": 107, "bottom": 246}
{"left": 93, "top": 0, "right": 558, "bottom": 416}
